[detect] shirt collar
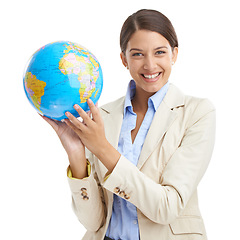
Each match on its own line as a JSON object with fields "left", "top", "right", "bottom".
{"left": 124, "top": 80, "right": 135, "bottom": 113}
{"left": 124, "top": 80, "right": 170, "bottom": 116}
{"left": 149, "top": 81, "right": 169, "bottom": 111}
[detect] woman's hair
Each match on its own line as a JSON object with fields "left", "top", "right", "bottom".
{"left": 120, "top": 9, "right": 178, "bottom": 54}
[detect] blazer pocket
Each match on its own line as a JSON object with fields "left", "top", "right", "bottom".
{"left": 169, "top": 216, "right": 204, "bottom": 239}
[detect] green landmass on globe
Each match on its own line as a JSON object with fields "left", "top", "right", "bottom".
{"left": 23, "top": 41, "right": 103, "bottom": 121}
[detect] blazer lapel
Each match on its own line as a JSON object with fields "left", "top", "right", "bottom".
{"left": 137, "top": 84, "right": 185, "bottom": 170}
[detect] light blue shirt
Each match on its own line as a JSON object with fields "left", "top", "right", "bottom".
{"left": 106, "top": 80, "right": 169, "bottom": 240}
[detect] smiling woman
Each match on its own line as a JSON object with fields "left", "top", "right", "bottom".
{"left": 42, "top": 9, "right": 216, "bottom": 240}
{"left": 120, "top": 30, "right": 178, "bottom": 97}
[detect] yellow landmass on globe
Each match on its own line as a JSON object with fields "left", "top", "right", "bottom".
{"left": 63, "top": 45, "right": 74, "bottom": 54}
{"left": 94, "top": 89, "right": 99, "bottom": 98}
{"left": 25, "top": 72, "right": 46, "bottom": 112}
{"left": 89, "top": 56, "right": 99, "bottom": 68}
{"left": 63, "top": 43, "right": 88, "bottom": 55}
{"left": 59, "top": 58, "right": 74, "bottom": 74}
{"left": 85, "top": 63, "right": 94, "bottom": 75}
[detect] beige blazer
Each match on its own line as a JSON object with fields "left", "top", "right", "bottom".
{"left": 68, "top": 84, "right": 216, "bottom": 240}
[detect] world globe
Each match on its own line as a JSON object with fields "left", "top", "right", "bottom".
{"left": 23, "top": 41, "right": 103, "bottom": 121}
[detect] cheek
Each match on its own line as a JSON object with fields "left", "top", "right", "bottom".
{"left": 160, "top": 62, "right": 173, "bottom": 78}
{"left": 165, "top": 63, "right": 172, "bottom": 71}
{"left": 129, "top": 69, "right": 138, "bottom": 80}
{"left": 128, "top": 61, "right": 140, "bottom": 74}
{"left": 163, "top": 65, "right": 172, "bottom": 75}
{"left": 160, "top": 58, "right": 173, "bottom": 72}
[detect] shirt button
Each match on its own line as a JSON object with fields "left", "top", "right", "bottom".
{"left": 133, "top": 220, "right": 137, "bottom": 225}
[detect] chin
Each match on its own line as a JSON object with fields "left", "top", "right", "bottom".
{"left": 144, "top": 82, "right": 166, "bottom": 93}
{"left": 141, "top": 85, "right": 161, "bottom": 95}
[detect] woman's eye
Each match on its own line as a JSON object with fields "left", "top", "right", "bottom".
{"left": 156, "top": 51, "right": 165, "bottom": 55}
{"left": 132, "top": 53, "right": 143, "bottom": 57}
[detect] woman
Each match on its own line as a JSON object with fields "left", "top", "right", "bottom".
{"left": 43, "top": 9, "right": 215, "bottom": 240}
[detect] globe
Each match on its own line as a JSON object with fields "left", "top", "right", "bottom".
{"left": 23, "top": 41, "right": 103, "bottom": 121}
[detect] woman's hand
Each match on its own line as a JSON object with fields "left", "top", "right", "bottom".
{"left": 64, "top": 99, "right": 107, "bottom": 158}
{"left": 41, "top": 114, "right": 88, "bottom": 178}
{"left": 65, "top": 99, "right": 121, "bottom": 173}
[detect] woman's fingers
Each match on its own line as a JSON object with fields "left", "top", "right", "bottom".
{"left": 85, "top": 111, "right": 91, "bottom": 124}
{"left": 64, "top": 100, "right": 102, "bottom": 134}
{"left": 63, "top": 118, "right": 80, "bottom": 133}
{"left": 87, "top": 99, "right": 101, "bottom": 123}
{"left": 65, "top": 111, "right": 87, "bottom": 132}
{"left": 73, "top": 104, "right": 93, "bottom": 127}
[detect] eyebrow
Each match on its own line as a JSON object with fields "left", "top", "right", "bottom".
{"left": 129, "top": 46, "right": 168, "bottom": 52}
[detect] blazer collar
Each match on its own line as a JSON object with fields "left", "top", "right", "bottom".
{"left": 162, "top": 83, "right": 185, "bottom": 109}
{"left": 101, "top": 84, "right": 185, "bottom": 113}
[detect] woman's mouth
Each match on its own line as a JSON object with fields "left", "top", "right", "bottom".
{"left": 141, "top": 72, "right": 161, "bottom": 82}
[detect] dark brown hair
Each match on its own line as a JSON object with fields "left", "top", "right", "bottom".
{"left": 120, "top": 9, "right": 178, "bottom": 54}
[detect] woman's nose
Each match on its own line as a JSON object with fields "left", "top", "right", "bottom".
{"left": 143, "top": 56, "right": 157, "bottom": 70}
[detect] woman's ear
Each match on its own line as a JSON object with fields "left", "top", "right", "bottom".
{"left": 120, "top": 52, "right": 128, "bottom": 68}
{"left": 172, "top": 47, "right": 178, "bottom": 64}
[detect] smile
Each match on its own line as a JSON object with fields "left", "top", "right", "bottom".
{"left": 143, "top": 73, "right": 160, "bottom": 79}
{"left": 141, "top": 72, "right": 161, "bottom": 82}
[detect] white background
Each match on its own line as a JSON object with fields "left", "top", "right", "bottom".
{"left": 1, "top": 0, "right": 240, "bottom": 239}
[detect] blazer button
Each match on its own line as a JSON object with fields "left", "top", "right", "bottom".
{"left": 119, "top": 191, "right": 125, "bottom": 198}
{"left": 114, "top": 187, "right": 120, "bottom": 194}
{"left": 80, "top": 187, "right": 89, "bottom": 200}
{"left": 124, "top": 193, "right": 130, "bottom": 200}
{"left": 81, "top": 189, "right": 88, "bottom": 195}
{"left": 83, "top": 195, "right": 89, "bottom": 201}
{"left": 81, "top": 192, "right": 88, "bottom": 197}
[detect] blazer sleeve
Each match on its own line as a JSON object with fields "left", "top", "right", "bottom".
{"left": 67, "top": 152, "right": 106, "bottom": 231}
{"left": 103, "top": 99, "right": 216, "bottom": 225}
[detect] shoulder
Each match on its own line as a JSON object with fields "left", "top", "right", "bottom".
{"left": 167, "top": 84, "right": 215, "bottom": 112}
{"left": 185, "top": 94, "right": 215, "bottom": 111}
{"left": 166, "top": 84, "right": 216, "bottom": 126}
{"left": 184, "top": 93, "right": 216, "bottom": 120}
{"left": 184, "top": 96, "right": 216, "bottom": 129}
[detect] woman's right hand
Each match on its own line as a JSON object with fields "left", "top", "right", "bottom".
{"left": 41, "top": 115, "right": 88, "bottom": 178}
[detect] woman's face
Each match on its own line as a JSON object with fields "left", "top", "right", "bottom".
{"left": 121, "top": 30, "right": 178, "bottom": 95}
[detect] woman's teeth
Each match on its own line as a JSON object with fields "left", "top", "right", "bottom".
{"left": 143, "top": 73, "right": 160, "bottom": 79}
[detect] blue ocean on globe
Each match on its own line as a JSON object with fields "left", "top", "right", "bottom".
{"left": 23, "top": 41, "right": 103, "bottom": 121}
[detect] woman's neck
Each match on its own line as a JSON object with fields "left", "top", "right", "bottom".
{"left": 131, "top": 87, "right": 154, "bottom": 114}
